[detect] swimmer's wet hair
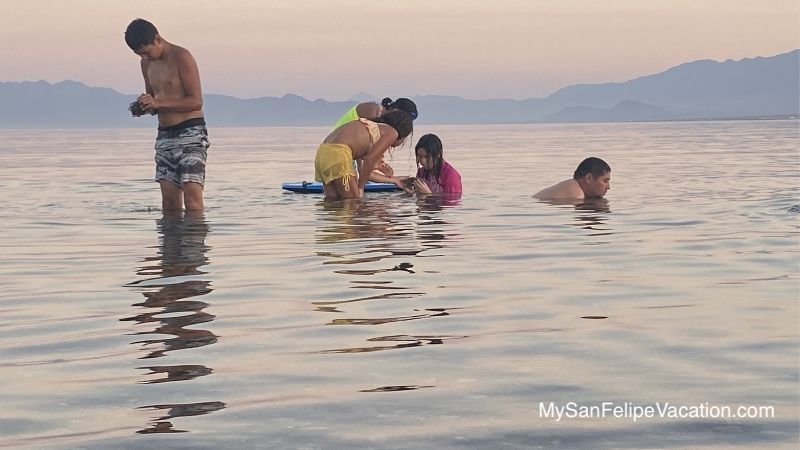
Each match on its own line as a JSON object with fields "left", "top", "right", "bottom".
{"left": 574, "top": 157, "right": 611, "bottom": 179}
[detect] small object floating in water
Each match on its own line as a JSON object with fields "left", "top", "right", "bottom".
{"left": 281, "top": 181, "right": 401, "bottom": 193}
{"left": 393, "top": 262, "right": 414, "bottom": 272}
{"left": 360, "top": 385, "right": 434, "bottom": 392}
{"left": 581, "top": 315, "right": 608, "bottom": 319}
{"left": 788, "top": 205, "right": 800, "bottom": 214}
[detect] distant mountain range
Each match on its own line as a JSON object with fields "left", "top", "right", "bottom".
{"left": 1, "top": 50, "right": 797, "bottom": 128}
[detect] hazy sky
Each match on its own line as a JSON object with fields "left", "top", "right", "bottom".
{"left": 2, "top": 0, "right": 798, "bottom": 100}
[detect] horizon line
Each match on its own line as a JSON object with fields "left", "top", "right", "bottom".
{"left": 3, "top": 48, "right": 797, "bottom": 103}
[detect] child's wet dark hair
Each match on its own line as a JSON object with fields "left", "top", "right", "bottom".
{"left": 125, "top": 18, "right": 159, "bottom": 51}
{"left": 415, "top": 133, "right": 444, "bottom": 176}
{"left": 381, "top": 97, "right": 418, "bottom": 121}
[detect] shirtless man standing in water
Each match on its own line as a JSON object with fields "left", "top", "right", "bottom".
{"left": 125, "top": 19, "right": 209, "bottom": 211}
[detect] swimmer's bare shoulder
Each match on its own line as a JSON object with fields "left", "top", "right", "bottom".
{"left": 533, "top": 179, "right": 584, "bottom": 200}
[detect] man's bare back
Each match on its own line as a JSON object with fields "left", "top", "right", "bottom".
{"left": 533, "top": 179, "right": 585, "bottom": 200}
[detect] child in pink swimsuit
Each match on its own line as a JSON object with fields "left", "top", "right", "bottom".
{"left": 411, "top": 134, "right": 462, "bottom": 196}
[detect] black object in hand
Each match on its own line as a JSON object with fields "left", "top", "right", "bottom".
{"left": 404, "top": 176, "right": 417, "bottom": 193}
{"left": 128, "top": 100, "right": 156, "bottom": 117}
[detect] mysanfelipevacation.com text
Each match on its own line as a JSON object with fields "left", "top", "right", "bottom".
{"left": 539, "top": 402, "right": 775, "bottom": 422}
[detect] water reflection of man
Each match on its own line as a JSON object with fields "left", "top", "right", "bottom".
{"left": 534, "top": 157, "right": 611, "bottom": 201}
{"left": 123, "top": 210, "right": 216, "bottom": 361}
{"left": 122, "top": 210, "right": 224, "bottom": 433}
{"left": 573, "top": 199, "right": 612, "bottom": 232}
{"left": 576, "top": 197, "right": 610, "bottom": 211}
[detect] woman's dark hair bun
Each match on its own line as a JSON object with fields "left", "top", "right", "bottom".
{"left": 381, "top": 97, "right": 393, "bottom": 108}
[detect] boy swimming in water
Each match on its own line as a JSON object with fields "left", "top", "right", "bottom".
{"left": 534, "top": 157, "right": 611, "bottom": 200}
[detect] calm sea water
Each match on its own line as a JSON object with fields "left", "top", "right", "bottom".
{"left": 0, "top": 121, "right": 798, "bottom": 448}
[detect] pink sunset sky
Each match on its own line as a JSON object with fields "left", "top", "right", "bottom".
{"left": 2, "top": 0, "right": 798, "bottom": 100}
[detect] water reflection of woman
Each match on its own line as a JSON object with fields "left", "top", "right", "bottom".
{"left": 312, "top": 196, "right": 464, "bottom": 355}
{"left": 315, "top": 198, "right": 416, "bottom": 246}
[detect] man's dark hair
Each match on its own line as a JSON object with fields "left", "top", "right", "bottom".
{"left": 125, "top": 18, "right": 159, "bottom": 51}
{"left": 574, "top": 157, "right": 611, "bottom": 179}
{"left": 374, "top": 109, "right": 414, "bottom": 140}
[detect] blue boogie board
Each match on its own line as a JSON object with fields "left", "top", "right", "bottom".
{"left": 282, "top": 181, "right": 401, "bottom": 193}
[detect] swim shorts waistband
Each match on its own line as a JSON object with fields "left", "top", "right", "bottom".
{"left": 158, "top": 117, "right": 206, "bottom": 132}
